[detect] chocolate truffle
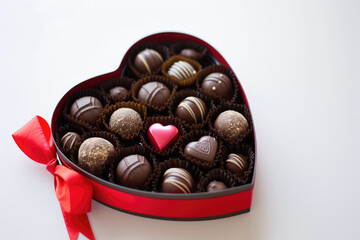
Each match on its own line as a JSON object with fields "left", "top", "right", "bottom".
{"left": 207, "top": 180, "right": 227, "bottom": 192}
{"left": 176, "top": 96, "right": 207, "bottom": 124}
{"left": 167, "top": 61, "right": 196, "bottom": 81}
{"left": 109, "top": 108, "right": 142, "bottom": 136}
{"left": 179, "top": 48, "right": 202, "bottom": 60}
{"left": 226, "top": 153, "right": 248, "bottom": 175}
{"left": 162, "top": 168, "right": 194, "bottom": 194}
{"left": 134, "top": 48, "right": 163, "bottom": 74}
{"left": 109, "top": 86, "right": 128, "bottom": 100}
{"left": 116, "top": 154, "right": 152, "bottom": 189}
{"left": 78, "top": 137, "right": 115, "bottom": 176}
{"left": 70, "top": 96, "right": 103, "bottom": 125}
{"left": 138, "top": 81, "right": 171, "bottom": 106}
{"left": 60, "top": 132, "right": 81, "bottom": 152}
{"left": 214, "top": 110, "right": 249, "bottom": 139}
{"left": 184, "top": 136, "right": 218, "bottom": 163}
{"left": 201, "top": 72, "right": 233, "bottom": 99}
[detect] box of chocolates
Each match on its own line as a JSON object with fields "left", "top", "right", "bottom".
{"left": 13, "top": 32, "right": 256, "bottom": 238}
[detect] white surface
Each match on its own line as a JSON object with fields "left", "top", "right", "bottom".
{"left": 1, "top": 0, "right": 360, "bottom": 239}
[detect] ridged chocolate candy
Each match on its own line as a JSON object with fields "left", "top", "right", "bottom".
{"left": 167, "top": 61, "right": 196, "bottom": 81}
{"left": 207, "top": 180, "right": 227, "bottom": 192}
{"left": 138, "top": 81, "right": 171, "bottom": 106}
{"left": 184, "top": 136, "right": 218, "bottom": 163}
{"left": 201, "top": 72, "right": 233, "bottom": 99}
{"left": 109, "top": 108, "right": 142, "bottom": 136}
{"left": 226, "top": 153, "right": 248, "bottom": 175}
{"left": 161, "top": 168, "right": 194, "bottom": 194}
{"left": 60, "top": 132, "right": 81, "bottom": 152}
{"left": 179, "top": 48, "right": 202, "bottom": 60}
{"left": 116, "top": 154, "right": 152, "bottom": 189}
{"left": 176, "top": 96, "right": 207, "bottom": 124}
{"left": 134, "top": 48, "right": 163, "bottom": 74}
{"left": 214, "top": 110, "right": 249, "bottom": 139}
{"left": 70, "top": 96, "right": 103, "bottom": 125}
{"left": 109, "top": 86, "right": 128, "bottom": 100}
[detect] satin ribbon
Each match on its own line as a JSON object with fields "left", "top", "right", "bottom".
{"left": 12, "top": 116, "right": 95, "bottom": 240}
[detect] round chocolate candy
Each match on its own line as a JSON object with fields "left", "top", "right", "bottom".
{"left": 201, "top": 72, "right": 233, "bottom": 99}
{"left": 109, "top": 108, "right": 142, "bottom": 136}
{"left": 207, "top": 180, "right": 227, "bottom": 192}
{"left": 138, "top": 81, "right": 171, "bottom": 106}
{"left": 70, "top": 96, "right": 103, "bottom": 125}
{"left": 167, "top": 61, "right": 197, "bottom": 81}
{"left": 109, "top": 86, "right": 128, "bottom": 100}
{"left": 78, "top": 137, "right": 115, "bottom": 176}
{"left": 60, "top": 132, "right": 81, "bottom": 152}
{"left": 134, "top": 48, "right": 163, "bottom": 74}
{"left": 161, "top": 168, "right": 194, "bottom": 194}
{"left": 214, "top": 110, "right": 249, "bottom": 139}
{"left": 179, "top": 48, "right": 202, "bottom": 60}
{"left": 226, "top": 153, "right": 248, "bottom": 175}
{"left": 175, "top": 96, "right": 207, "bottom": 124}
{"left": 116, "top": 154, "right": 152, "bottom": 189}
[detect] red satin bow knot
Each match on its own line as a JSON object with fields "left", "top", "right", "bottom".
{"left": 12, "top": 116, "right": 95, "bottom": 240}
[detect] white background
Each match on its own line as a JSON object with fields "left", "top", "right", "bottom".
{"left": 1, "top": 0, "right": 360, "bottom": 239}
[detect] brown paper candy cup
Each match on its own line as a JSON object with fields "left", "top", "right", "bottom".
{"left": 161, "top": 56, "right": 202, "bottom": 87}
{"left": 55, "top": 123, "right": 85, "bottom": 156}
{"left": 100, "top": 77, "right": 135, "bottom": 103}
{"left": 198, "top": 169, "right": 237, "bottom": 192}
{"left": 170, "top": 40, "right": 207, "bottom": 61}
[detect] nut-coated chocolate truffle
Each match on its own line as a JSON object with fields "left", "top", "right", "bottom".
{"left": 214, "top": 110, "right": 249, "bottom": 139}
{"left": 179, "top": 48, "right": 202, "bottom": 60}
{"left": 109, "top": 108, "right": 142, "bottom": 136}
{"left": 207, "top": 180, "right": 227, "bottom": 192}
{"left": 70, "top": 96, "right": 103, "bottom": 125}
{"left": 201, "top": 72, "right": 233, "bottom": 99}
{"left": 184, "top": 136, "right": 218, "bottom": 163}
{"left": 226, "top": 153, "right": 248, "bottom": 175}
{"left": 167, "top": 61, "right": 196, "bottom": 81}
{"left": 116, "top": 154, "right": 152, "bottom": 189}
{"left": 61, "top": 132, "right": 81, "bottom": 152}
{"left": 138, "top": 81, "right": 171, "bottom": 106}
{"left": 176, "top": 96, "right": 207, "bottom": 124}
{"left": 161, "top": 168, "right": 194, "bottom": 194}
{"left": 109, "top": 86, "right": 128, "bottom": 100}
{"left": 78, "top": 137, "right": 115, "bottom": 176}
{"left": 134, "top": 48, "right": 163, "bottom": 74}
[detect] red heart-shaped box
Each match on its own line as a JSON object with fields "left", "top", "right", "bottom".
{"left": 51, "top": 32, "right": 256, "bottom": 220}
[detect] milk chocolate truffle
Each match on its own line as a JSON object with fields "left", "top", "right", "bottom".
{"left": 167, "top": 61, "right": 197, "bottom": 81}
{"left": 207, "top": 180, "right": 227, "bottom": 192}
{"left": 162, "top": 168, "right": 195, "bottom": 194}
{"left": 116, "top": 154, "right": 152, "bottom": 189}
{"left": 138, "top": 81, "right": 171, "bottom": 106}
{"left": 184, "top": 136, "right": 218, "bottom": 163}
{"left": 176, "top": 96, "right": 207, "bottom": 124}
{"left": 226, "top": 153, "right": 248, "bottom": 175}
{"left": 134, "top": 48, "right": 163, "bottom": 74}
{"left": 78, "top": 137, "right": 115, "bottom": 176}
{"left": 214, "top": 110, "right": 249, "bottom": 139}
{"left": 109, "top": 108, "right": 142, "bottom": 136}
{"left": 61, "top": 132, "right": 80, "bottom": 152}
{"left": 179, "top": 48, "right": 202, "bottom": 60}
{"left": 70, "top": 96, "right": 103, "bottom": 125}
{"left": 109, "top": 86, "right": 128, "bottom": 100}
{"left": 201, "top": 72, "right": 233, "bottom": 99}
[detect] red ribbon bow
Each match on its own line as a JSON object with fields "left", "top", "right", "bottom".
{"left": 12, "top": 116, "right": 95, "bottom": 240}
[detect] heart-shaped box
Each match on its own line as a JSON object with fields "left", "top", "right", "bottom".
{"left": 51, "top": 32, "right": 256, "bottom": 220}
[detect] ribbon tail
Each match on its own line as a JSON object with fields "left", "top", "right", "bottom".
{"left": 61, "top": 208, "right": 95, "bottom": 240}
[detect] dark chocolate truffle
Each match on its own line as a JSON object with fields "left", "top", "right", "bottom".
{"left": 70, "top": 96, "right": 103, "bottom": 125}
{"left": 109, "top": 86, "right": 128, "bottom": 100}
{"left": 201, "top": 72, "right": 233, "bottom": 99}
{"left": 214, "top": 110, "right": 249, "bottom": 139}
{"left": 184, "top": 136, "right": 218, "bottom": 163}
{"left": 207, "top": 180, "right": 227, "bottom": 192}
{"left": 167, "top": 61, "right": 197, "bottom": 81}
{"left": 116, "top": 154, "right": 152, "bottom": 189}
{"left": 78, "top": 137, "right": 115, "bottom": 176}
{"left": 138, "top": 81, "right": 171, "bottom": 106}
{"left": 134, "top": 48, "right": 163, "bottom": 74}
{"left": 176, "top": 96, "right": 207, "bottom": 124}
{"left": 179, "top": 48, "right": 202, "bottom": 60}
{"left": 226, "top": 153, "right": 248, "bottom": 175}
{"left": 60, "top": 132, "right": 81, "bottom": 152}
{"left": 161, "top": 168, "right": 194, "bottom": 194}
{"left": 109, "top": 108, "right": 142, "bottom": 136}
